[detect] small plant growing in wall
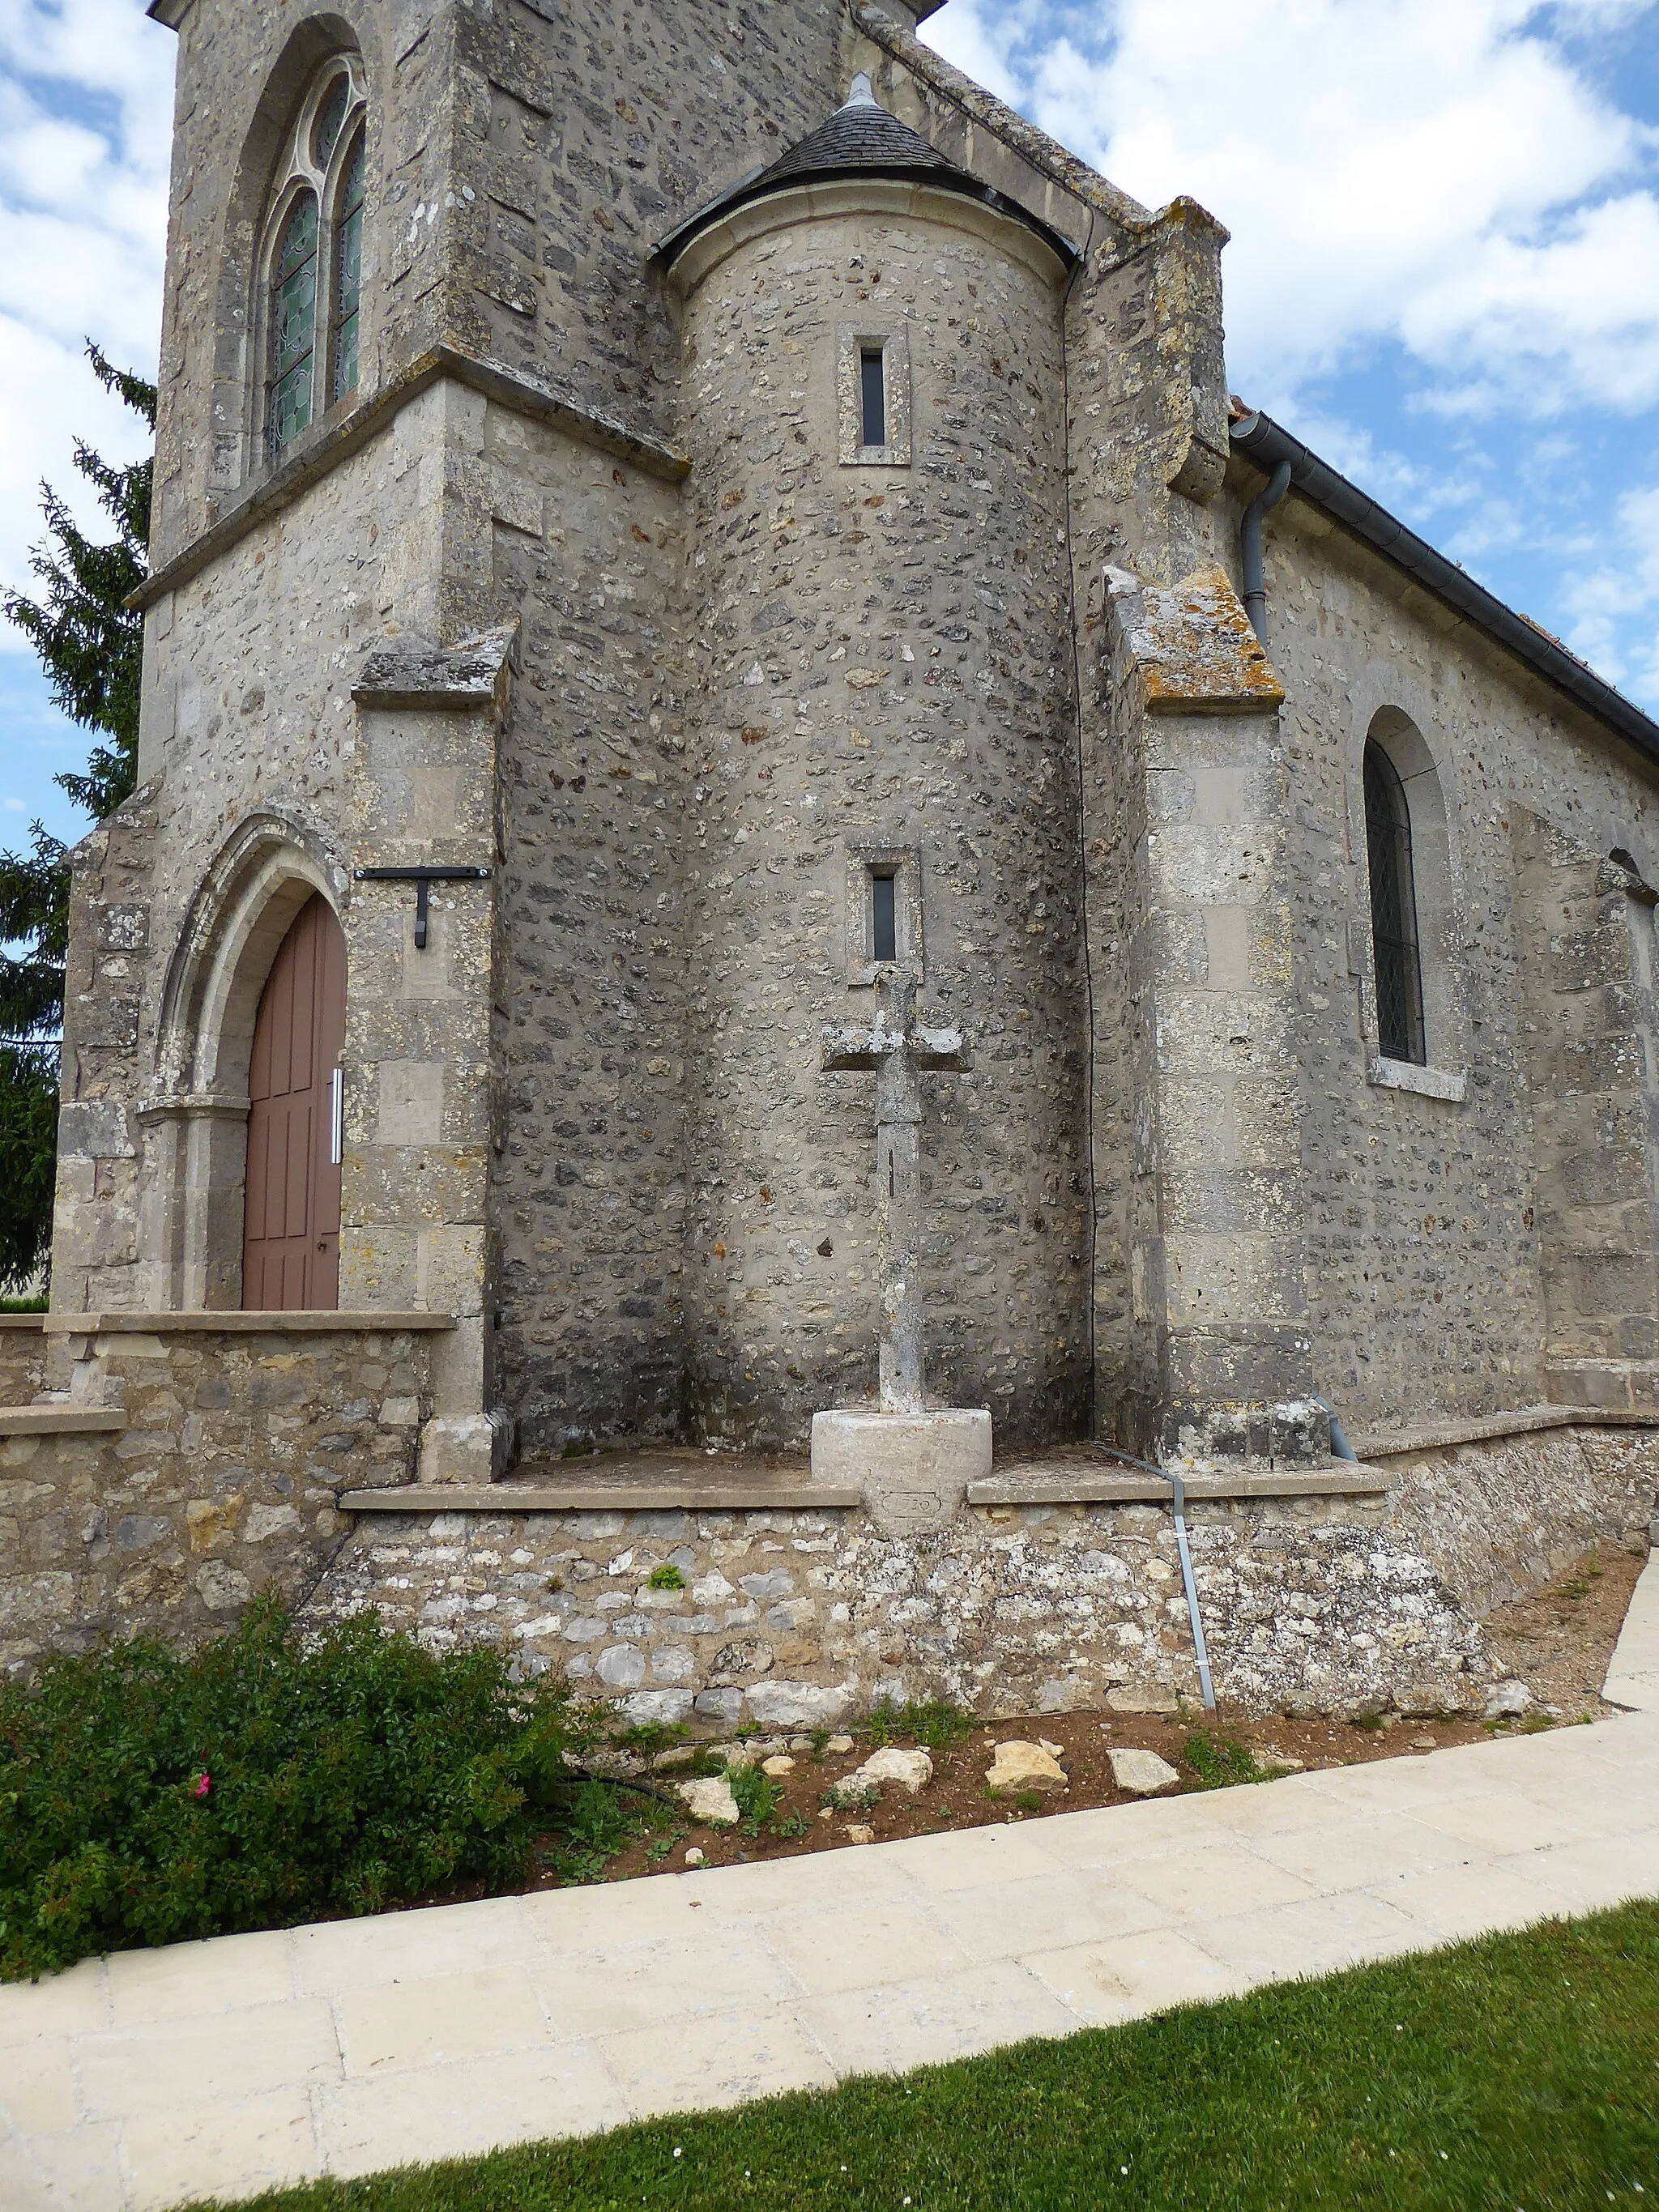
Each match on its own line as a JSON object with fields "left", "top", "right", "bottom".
{"left": 648, "top": 1563, "right": 685, "bottom": 1592}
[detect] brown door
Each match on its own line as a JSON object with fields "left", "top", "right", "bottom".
{"left": 242, "top": 893, "right": 347, "bottom": 1310}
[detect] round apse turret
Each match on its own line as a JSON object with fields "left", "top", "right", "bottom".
{"left": 661, "top": 80, "right": 1091, "bottom": 1450}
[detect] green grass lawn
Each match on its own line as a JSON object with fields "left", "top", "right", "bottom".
{"left": 192, "top": 1903, "right": 1658, "bottom": 2212}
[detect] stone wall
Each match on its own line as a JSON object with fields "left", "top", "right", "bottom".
{"left": 0, "top": 1324, "right": 437, "bottom": 1678}
{"left": 1241, "top": 479, "right": 1659, "bottom": 1438}
{"left": 666, "top": 187, "right": 1090, "bottom": 1450}
{"left": 307, "top": 1481, "right": 1495, "bottom": 1724}
{"left": 1385, "top": 1425, "right": 1659, "bottom": 1617}
{"left": 0, "top": 1322, "right": 45, "bottom": 1409}
{"left": 1511, "top": 812, "right": 1659, "bottom": 1407}
{"left": 485, "top": 403, "right": 691, "bottom": 1455}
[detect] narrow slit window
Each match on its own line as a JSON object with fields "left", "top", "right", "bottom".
{"left": 269, "top": 190, "right": 320, "bottom": 454}
{"left": 860, "top": 346, "right": 887, "bottom": 450}
{"left": 1364, "top": 739, "right": 1427, "bottom": 1065}
{"left": 872, "top": 871, "right": 898, "bottom": 964}
{"left": 331, "top": 131, "right": 366, "bottom": 403}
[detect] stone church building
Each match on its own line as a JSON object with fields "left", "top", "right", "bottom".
{"left": 4, "top": 0, "right": 1657, "bottom": 1722}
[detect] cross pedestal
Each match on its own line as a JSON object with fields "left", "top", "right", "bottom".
{"left": 812, "top": 972, "right": 992, "bottom": 1536}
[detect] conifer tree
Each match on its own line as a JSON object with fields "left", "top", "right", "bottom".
{"left": 0, "top": 344, "right": 155, "bottom": 1294}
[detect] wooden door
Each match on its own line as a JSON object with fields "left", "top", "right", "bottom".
{"left": 242, "top": 894, "right": 347, "bottom": 1310}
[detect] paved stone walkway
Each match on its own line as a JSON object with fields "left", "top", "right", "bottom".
{"left": 5, "top": 1562, "right": 1657, "bottom": 2212}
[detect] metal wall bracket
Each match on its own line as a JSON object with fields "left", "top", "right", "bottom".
{"left": 352, "top": 866, "right": 490, "bottom": 950}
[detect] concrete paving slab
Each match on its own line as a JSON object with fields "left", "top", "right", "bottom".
{"left": 1370, "top": 1862, "right": 1577, "bottom": 1941}
{"left": 1406, "top": 1787, "right": 1607, "bottom": 1856}
{"left": 0, "top": 2037, "right": 80, "bottom": 2137}
{"left": 599, "top": 2005, "right": 838, "bottom": 2119}
{"left": 335, "top": 1963, "right": 553, "bottom": 2077}
{"left": 1192, "top": 1889, "right": 1434, "bottom": 1983}
{"left": 0, "top": 2120, "right": 126, "bottom": 2212}
{"left": 525, "top": 1926, "right": 806, "bottom": 2039}
{"left": 922, "top": 1870, "right": 1170, "bottom": 1961}
{"left": 765, "top": 1896, "right": 974, "bottom": 1998}
{"left": 1243, "top": 1809, "right": 1472, "bottom": 1890}
{"left": 1020, "top": 1927, "right": 1251, "bottom": 2025}
{"left": 121, "top": 2091, "right": 318, "bottom": 2212}
{"left": 799, "top": 1959, "right": 1078, "bottom": 2076}
{"left": 1112, "top": 1840, "right": 1320, "bottom": 1920}
{"left": 104, "top": 1929, "right": 296, "bottom": 2031}
{"left": 75, "top": 1999, "right": 340, "bottom": 2121}
{"left": 292, "top": 1894, "right": 535, "bottom": 1996}
{"left": 0, "top": 1958, "right": 109, "bottom": 2048}
{"left": 319, "top": 2044, "right": 629, "bottom": 2180}
{"left": 0, "top": 1552, "right": 1653, "bottom": 2210}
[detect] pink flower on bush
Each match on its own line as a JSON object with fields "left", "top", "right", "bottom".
{"left": 191, "top": 1771, "right": 211, "bottom": 1799}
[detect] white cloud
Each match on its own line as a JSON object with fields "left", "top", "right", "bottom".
{"left": 0, "top": 0, "right": 173, "bottom": 655}
{"left": 924, "top": 0, "right": 1659, "bottom": 418}
{"left": 1561, "top": 483, "right": 1659, "bottom": 695}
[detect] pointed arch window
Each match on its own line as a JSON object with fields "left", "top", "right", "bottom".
{"left": 1364, "top": 738, "right": 1427, "bottom": 1065}
{"left": 259, "top": 61, "right": 369, "bottom": 459}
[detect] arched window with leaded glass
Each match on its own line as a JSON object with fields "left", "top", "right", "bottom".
{"left": 1363, "top": 737, "right": 1427, "bottom": 1065}
{"left": 258, "top": 60, "right": 369, "bottom": 460}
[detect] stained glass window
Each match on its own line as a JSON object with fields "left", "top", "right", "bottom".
{"left": 331, "top": 132, "right": 366, "bottom": 403}
{"left": 269, "top": 192, "right": 319, "bottom": 453}
{"left": 1364, "top": 739, "right": 1427, "bottom": 1065}
{"left": 313, "top": 75, "right": 350, "bottom": 169}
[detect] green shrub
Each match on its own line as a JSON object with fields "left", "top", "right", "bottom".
{"left": 646, "top": 1563, "right": 684, "bottom": 1591}
{"left": 0, "top": 1601, "right": 583, "bottom": 1982}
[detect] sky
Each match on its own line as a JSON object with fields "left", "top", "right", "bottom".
{"left": 1, "top": 0, "right": 1657, "bottom": 856}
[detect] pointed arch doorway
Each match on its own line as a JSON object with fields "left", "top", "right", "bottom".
{"left": 242, "top": 892, "right": 347, "bottom": 1309}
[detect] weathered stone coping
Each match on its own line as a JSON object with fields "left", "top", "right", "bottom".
{"left": 0, "top": 1406, "right": 126, "bottom": 1436}
{"left": 129, "top": 343, "right": 690, "bottom": 615}
{"left": 40, "top": 1311, "right": 455, "bottom": 1335}
{"left": 968, "top": 1464, "right": 1388, "bottom": 1506}
{"left": 0, "top": 1315, "right": 45, "bottom": 1331}
{"left": 1352, "top": 1405, "right": 1659, "bottom": 1460}
{"left": 342, "top": 1477, "right": 863, "bottom": 1514}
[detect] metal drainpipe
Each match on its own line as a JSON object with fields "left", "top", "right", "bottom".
{"left": 1241, "top": 458, "right": 1293, "bottom": 646}
{"left": 1095, "top": 1447, "right": 1218, "bottom": 1712}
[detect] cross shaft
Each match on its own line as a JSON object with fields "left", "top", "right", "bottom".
{"left": 821, "top": 971, "right": 967, "bottom": 1414}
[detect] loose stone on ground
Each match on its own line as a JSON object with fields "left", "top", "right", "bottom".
{"left": 986, "top": 1740, "right": 1069, "bottom": 1794}
{"left": 677, "top": 1776, "right": 740, "bottom": 1827}
{"left": 1107, "top": 1747, "right": 1182, "bottom": 1795}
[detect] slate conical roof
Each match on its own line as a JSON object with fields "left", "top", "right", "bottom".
{"left": 658, "top": 78, "right": 1076, "bottom": 269}
{"left": 750, "top": 76, "right": 960, "bottom": 192}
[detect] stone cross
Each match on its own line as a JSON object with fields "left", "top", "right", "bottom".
{"left": 821, "top": 971, "right": 967, "bottom": 1414}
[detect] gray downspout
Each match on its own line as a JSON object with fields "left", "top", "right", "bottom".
{"left": 1316, "top": 1394, "right": 1359, "bottom": 1464}
{"left": 1095, "top": 1446, "right": 1218, "bottom": 1712}
{"left": 1241, "top": 458, "right": 1292, "bottom": 646}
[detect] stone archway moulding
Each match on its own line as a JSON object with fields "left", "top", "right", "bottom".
{"left": 139, "top": 815, "right": 347, "bottom": 1310}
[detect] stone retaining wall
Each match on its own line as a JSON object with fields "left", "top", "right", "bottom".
{"left": 1384, "top": 1426, "right": 1659, "bottom": 1617}
{"left": 306, "top": 1485, "right": 1492, "bottom": 1724}
{"left": 0, "top": 1326, "right": 436, "bottom": 1677}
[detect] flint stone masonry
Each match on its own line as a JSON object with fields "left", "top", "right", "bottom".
{"left": 304, "top": 1465, "right": 1507, "bottom": 1722}
{"left": 0, "top": 1326, "right": 435, "bottom": 1676}
{"left": 0, "top": 1319, "right": 45, "bottom": 1409}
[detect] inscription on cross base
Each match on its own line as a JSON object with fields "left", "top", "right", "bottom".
{"left": 821, "top": 970, "right": 967, "bottom": 1414}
